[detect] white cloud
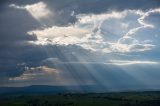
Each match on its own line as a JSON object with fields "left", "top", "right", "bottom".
{"left": 28, "top": 11, "right": 126, "bottom": 51}
{"left": 107, "top": 60, "right": 158, "bottom": 65}
{"left": 110, "top": 36, "right": 155, "bottom": 53}
{"left": 76, "top": 11, "right": 126, "bottom": 24}
{"left": 28, "top": 23, "right": 92, "bottom": 45}
{"left": 125, "top": 8, "right": 160, "bottom": 37}
{"left": 9, "top": 2, "right": 160, "bottom": 54}
{"left": 10, "top": 2, "right": 52, "bottom": 21}
{"left": 28, "top": 26, "right": 90, "bottom": 45}
{"left": 26, "top": 8, "right": 159, "bottom": 53}
{"left": 111, "top": 8, "right": 160, "bottom": 53}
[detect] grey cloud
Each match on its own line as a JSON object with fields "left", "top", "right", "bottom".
{"left": 0, "top": 2, "right": 40, "bottom": 76}
{"left": 7, "top": 0, "right": 160, "bottom": 26}
{"left": 0, "top": 6, "right": 38, "bottom": 45}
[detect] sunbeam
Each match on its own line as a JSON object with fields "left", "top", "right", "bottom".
{"left": 0, "top": 0, "right": 160, "bottom": 93}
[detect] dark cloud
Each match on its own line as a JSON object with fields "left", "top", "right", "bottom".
{"left": 11, "top": 0, "right": 160, "bottom": 12}
{"left": 0, "top": 3, "right": 40, "bottom": 77}
{"left": 4, "top": 0, "right": 160, "bottom": 26}
{"left": 42, "top": 0, "right": 160, "bottom": 25}
{"left": 0, "top": 7, "right": 38, "bottom": 44}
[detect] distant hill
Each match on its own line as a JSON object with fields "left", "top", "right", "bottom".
{"left": 0, "top": 85, "right": 160, "bottom": 96}
{"left": 0, "top": 85, "right": 105, "bottom": 95}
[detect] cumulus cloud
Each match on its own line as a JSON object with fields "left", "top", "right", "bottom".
{"left": 27, "top": 11, "right": 126, "bottom": 52}
{"left": 28, "top": 26, "right": 91, "bottom": 45}
{"left": 27, "top": 9, "right": 159, "bottom": 53}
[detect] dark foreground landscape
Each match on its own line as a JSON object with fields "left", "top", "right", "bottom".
{"left": 0, "top": 91, "right": 160, "bottom": 106}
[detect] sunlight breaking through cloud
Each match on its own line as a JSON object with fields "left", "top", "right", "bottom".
{"left": 10, "top": 2, "right": 53, "bottom": 21}
{"left": 1, "top": 0, "right": 160, "bottom": 89}
{"left": 27, "top": 9, "right": 160, "bottom": 53}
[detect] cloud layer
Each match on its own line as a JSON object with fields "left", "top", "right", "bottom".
{"left": 0, "top": 0, "right": 160, "bottom": 90}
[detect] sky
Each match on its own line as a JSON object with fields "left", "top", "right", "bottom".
{"left": 0, "top": 0, "right": 160, "bottom": 91}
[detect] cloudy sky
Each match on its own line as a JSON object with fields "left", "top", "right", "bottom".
{"left": 0, "top": 0, "right": 160, "bottom": 91}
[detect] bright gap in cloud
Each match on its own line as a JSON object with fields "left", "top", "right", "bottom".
{"left": 10, "top": 2, "right": 53, "bottom": 21}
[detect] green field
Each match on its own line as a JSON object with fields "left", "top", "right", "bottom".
{"left": 0, "top": 92, "right": 160, "bottom": 106}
